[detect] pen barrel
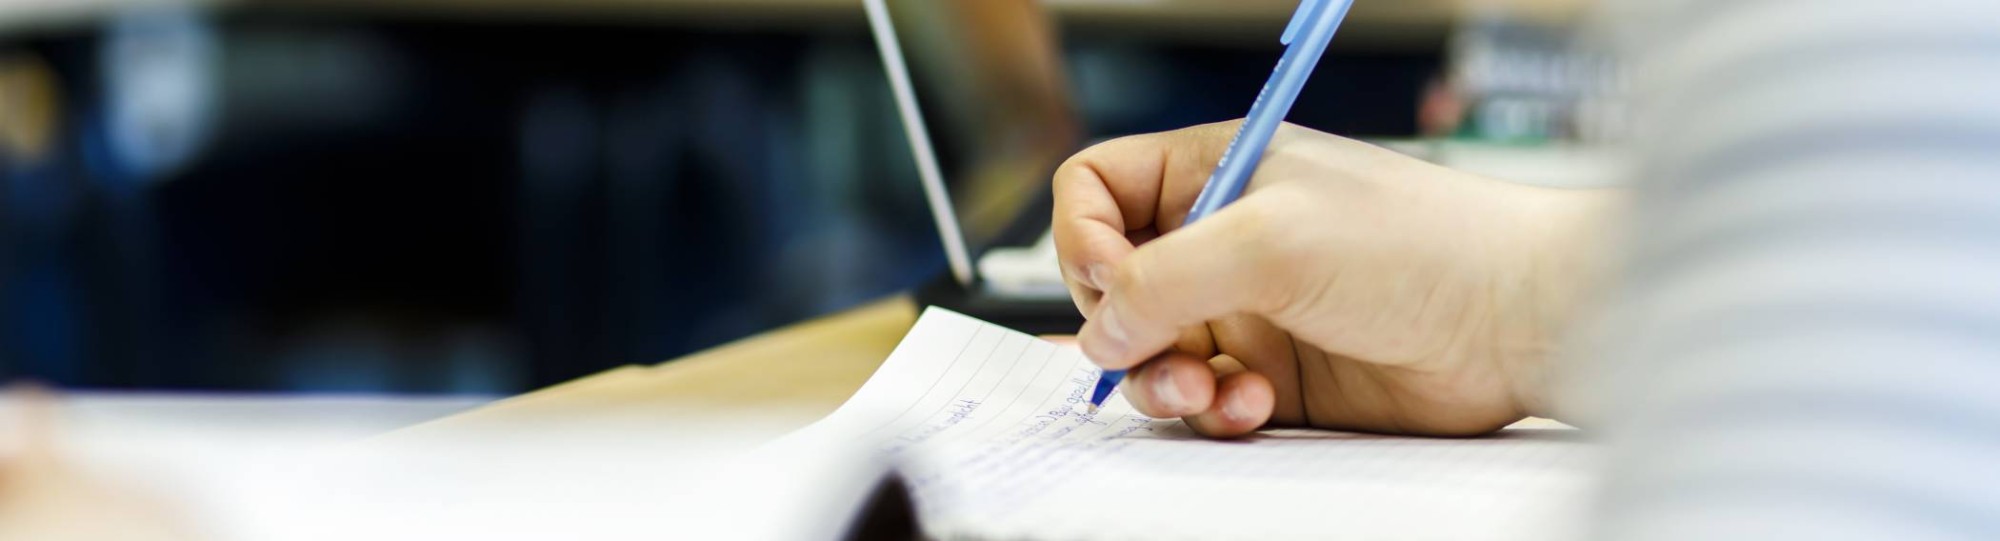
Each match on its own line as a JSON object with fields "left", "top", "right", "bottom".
{"left": 1185, "top": 0, "right": 1353, "bottom": 226}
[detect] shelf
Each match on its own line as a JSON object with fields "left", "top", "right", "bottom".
{"left": 2, "top": 0, "right": 1589, "bottom": 47}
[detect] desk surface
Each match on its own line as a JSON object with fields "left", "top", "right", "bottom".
{"left": 381, "top": 296, "right": 920, "bottom": 442}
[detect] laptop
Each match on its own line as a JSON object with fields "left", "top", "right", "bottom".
{"left": 864, "top": 0, "right": 1087, "bottom": 334}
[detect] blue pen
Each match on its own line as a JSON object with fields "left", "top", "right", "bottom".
{"left": 1088, "top": 0, "right": 1353, "bottom": 411}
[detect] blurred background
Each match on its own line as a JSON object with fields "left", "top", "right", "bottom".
{"left": 0, "top": 0, "right": 1608, "bottom": 396}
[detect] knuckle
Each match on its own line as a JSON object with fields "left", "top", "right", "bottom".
{"left": 1050, "top": 157, "right": 1092, "bottom": 192}
{"left": 1053, "top": 138, "right": 1125, "bottom": 187}
{"left": 1053, "top": 147, "right": 1091, "bottom": 176}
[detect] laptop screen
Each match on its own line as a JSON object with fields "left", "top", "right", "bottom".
{"left": 878, "top": 0, "right": 1082, "bottom": 264}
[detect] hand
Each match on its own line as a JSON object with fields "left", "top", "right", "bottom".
{"left": 1053, "top": 121, "right": 1610, "bottom": 438}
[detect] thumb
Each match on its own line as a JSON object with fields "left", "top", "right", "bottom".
{"left": 1077, "top": 192, "right": 1300, "bottom": 369}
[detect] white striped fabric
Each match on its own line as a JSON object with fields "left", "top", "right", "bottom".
{"left": 1575, "top": 0, "right": 2000, "bottom": 539}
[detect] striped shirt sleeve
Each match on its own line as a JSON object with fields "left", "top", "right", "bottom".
{"left": 1578, "top": 0, "right": 2000, "bottom": 539}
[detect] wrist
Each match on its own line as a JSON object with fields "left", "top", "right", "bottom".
{"left": 1510, "top": 187, "right": 1623, "bottom": 421}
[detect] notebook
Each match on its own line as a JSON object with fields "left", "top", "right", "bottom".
{"left": 230, "top": 307, "right": 1592, "bottom": 541}
{"left": 732, "top": 307, "right": 1598, "bottom": 540}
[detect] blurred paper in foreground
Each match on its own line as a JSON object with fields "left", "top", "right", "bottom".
{"left": 3, "top": 309, "right": 1596, "bottom": 540}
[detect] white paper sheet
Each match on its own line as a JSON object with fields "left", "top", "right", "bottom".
{"left": 776, "top": 307, "right": 1598, "bottom": 540}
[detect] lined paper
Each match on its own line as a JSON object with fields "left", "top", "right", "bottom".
{"left": 778, "top": 307, "right": 1597, "bottom": 540}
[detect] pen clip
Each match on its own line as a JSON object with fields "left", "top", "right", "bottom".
{"left": 1280, "top": 0, "right": 1327, "bottom": 46}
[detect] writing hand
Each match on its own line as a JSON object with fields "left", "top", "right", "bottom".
{"left": 1053, "top": 121, "right": 1610, "bottom": 437}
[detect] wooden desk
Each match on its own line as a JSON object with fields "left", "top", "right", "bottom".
{"left": 382, "top": 296, "right": 920, "bottom": 442}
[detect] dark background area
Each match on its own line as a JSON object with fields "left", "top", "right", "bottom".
{"left": 0, "top": 10, "right": 1438, "bottom": 394}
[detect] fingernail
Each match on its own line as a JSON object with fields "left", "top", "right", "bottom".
{"left": 1086, "top": 263, "right": 1113, "bottom": 291}
{"left": 1080, "top": 301, "right": 1131, "bottom": 365}
{"left": 1222, "top": 392, "right": 1255, "bottom": 424}
{"left": 1152, "top": 364, "right": 1188, "bottom": 413}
